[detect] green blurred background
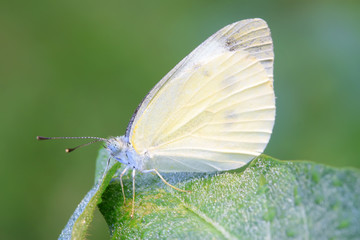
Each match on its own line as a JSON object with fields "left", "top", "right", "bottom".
{"left": 1, "top": 0, "right": 359, "bottom": 239}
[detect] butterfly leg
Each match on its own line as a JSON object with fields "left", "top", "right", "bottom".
{"left": 119, "top": 166, "right": 130, "bottom": 205}
{"left": 131, "top": 168, "right": 136, "bottom": 218}
{"left": 142, "top": 169, "right": 191, "bottom": 193}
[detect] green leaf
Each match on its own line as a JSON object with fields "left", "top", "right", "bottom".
{"left": 58, "top": 149, "right": 121, "bottom": 240}
{"left": 97, "top": 155, "right": 360, "bottom": 239}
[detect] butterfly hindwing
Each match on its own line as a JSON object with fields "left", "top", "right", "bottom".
{"left": 127, "top": 19, "right": 275, "bottom": 172}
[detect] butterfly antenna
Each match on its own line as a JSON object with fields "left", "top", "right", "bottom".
{"left": 65, "top": 139, "right": 102, "bottom": 153}
{"left": 36, "top": 136, "right": 107, "bottom": 153}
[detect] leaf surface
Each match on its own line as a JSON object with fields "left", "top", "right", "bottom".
{"left": 98, "top": 155, "right": 360, "bottom": 240}
{"left": 58, "top": 150, "right": 121, "bottom": 240}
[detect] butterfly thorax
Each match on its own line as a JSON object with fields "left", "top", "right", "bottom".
{"left": 105, "top": 136, "right": 145, "bottom": 170}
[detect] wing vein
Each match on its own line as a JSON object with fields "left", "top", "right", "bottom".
{"left": 185, "top": 67, "right": 268, "bottom": 110}
{"left": 156, "top": 146, "right": 259, "bottom": 156}
{"left": 151, "top": 106, "right": 274, "bottom": 150}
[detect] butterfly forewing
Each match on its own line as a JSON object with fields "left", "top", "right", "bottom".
{"left": 127, "top": 18, "right": 275, "bottom": 172}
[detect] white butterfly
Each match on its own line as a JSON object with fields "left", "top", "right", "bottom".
{"left": 38, "top": 18, "right": 275, "bottom": 217}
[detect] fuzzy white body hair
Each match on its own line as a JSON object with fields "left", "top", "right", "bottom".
{"left": 106, "top": 136, "right": 146, "bottom": 171}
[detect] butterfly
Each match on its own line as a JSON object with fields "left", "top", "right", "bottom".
{"left": 38, "top": 18, "right": 275, "bottom": 217}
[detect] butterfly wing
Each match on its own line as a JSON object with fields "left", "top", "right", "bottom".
{"left": 126, "top": 18, "right": 275, "bottom": 172}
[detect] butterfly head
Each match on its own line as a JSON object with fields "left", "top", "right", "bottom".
{"left": 105, "top": 136, "right": 142, "bottom": 169}
{"left": 105, "top": 136, "right": 128, "bottom": 158}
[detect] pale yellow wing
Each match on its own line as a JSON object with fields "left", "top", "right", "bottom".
{"left": 127, "top": 18, "right": 275, "bottom": 172}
